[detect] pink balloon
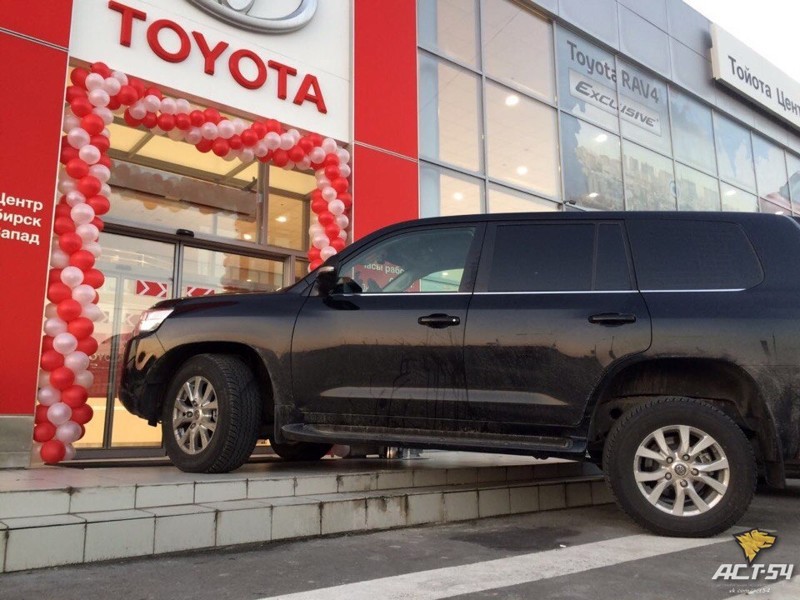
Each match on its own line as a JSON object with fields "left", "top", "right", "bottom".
{"left": 47, "top": 402, "right": 73, "bottom": 426}
{"left": 55, "top": 421, "right": 82, "bottom": 444}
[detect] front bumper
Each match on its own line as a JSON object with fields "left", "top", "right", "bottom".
{"left": 118, "top": 332, "right": 167, "bottom": 423}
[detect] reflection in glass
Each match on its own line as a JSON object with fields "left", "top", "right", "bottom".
{"left": 487, "top": 184, "right": 560, "bottom": 213}
{"left": 561, "top": 114, "right": 623, "bottom": 210}
{"left": 714, "top": 114, "right": 755, "bottom": 191}
{"left": 788, "top": 153, "right": 800, "bottom": 214}
{"left": 676, "top": 164, "right": 720, "bottom": 211}
{"left": 295, "top": 259, "right": 309, "bottom": 282}
{"left": 617, "top": 60, "right": 671, "bottom": 155}
{"left": 419, "top": 54, "right": 483, "bottom": 172}
{"left": 556, "top": 28, "right": 619, "bottom": 132}
{"left": 267, "top": 193, "right": 307, "bottom": 250}
{"left": 418, "top": 0, "right": 480, "bottom": 67}
{"left": 481, "top": 0, "right": 554, "bottom": 100}
{"left": 420, "top": 163, "right": 483, "bottom": 217}
{"left": 623, "top": 142, "right": 676, "bottom": 210}
{"left": 669, "top": 89, "right": 716, "bottom": 174}
{"left": 182, "top": 248, "right": 284, "bottom": 295}
{"left": 752, "top": 135, "right": 790, "bottom": 209}
{"left": 720, "top": 183, "right": 758, "bottom": 212}
{"left": 485, "top": 82, "right": 559, "bottom": 197}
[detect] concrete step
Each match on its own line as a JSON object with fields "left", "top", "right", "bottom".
{"left": 0, "top": 456, "right": 611, "bottom": 572}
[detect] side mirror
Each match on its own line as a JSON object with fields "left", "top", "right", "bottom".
{"left": 316, "top": 265, "right": 337, "bottom": 295}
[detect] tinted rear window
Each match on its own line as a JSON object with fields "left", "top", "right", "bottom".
{"left": 627, "top": 219, "right": 763, "bottom": 290}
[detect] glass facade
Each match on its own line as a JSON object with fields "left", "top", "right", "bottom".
{"left": 417, "top": 0, "right": 800, "bottom": 215}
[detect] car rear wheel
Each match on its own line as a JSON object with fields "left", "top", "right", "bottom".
{"left": 269, "top": 438, "right": 332, "bottom": 461}
{"left": 603, "top": 396, "right": 756, "bottom": 537}
{"left": 162, "top": 354, "right": 260, "bottom": 473}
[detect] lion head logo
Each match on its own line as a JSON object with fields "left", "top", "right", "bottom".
{"left": 734, "top": 529, "right": 776, "bottom": 563}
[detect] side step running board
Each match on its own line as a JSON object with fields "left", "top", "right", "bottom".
{"left": 282, "top": 423, "right": 582, "bottom": 454}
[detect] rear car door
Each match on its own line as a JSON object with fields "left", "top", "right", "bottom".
{"left": 463, "top": 219, "right": 651, "bottom": 431}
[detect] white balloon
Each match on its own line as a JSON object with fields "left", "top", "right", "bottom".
{"left": 223, "top": 150, "right": 238, "bottom": 162}
{"left": 58, "top": 178, "right": 77, "bottom": 195}
{"left": 64, "top": 351, "right": 90, "bottom": 373}
{"left": 65, "top": 190, "right": 86, "bottom": 207}
{"left": 56, "top": 421, "right": 82, "bottom": 444}
{"left": 201, "top": 122, "right": 218, "bottom": 139}
{"left": 38, "top": 372, "right": 51, "bottom": 388}
{"left": 76, "top": 223, "right": 100, "bottom": 243}
{"left": 50, "top": 248, "right": 69, "bottom": 269}
{"left": 320, "top": 246, "right": 337, "bottom": 261}
{"left": 316, "top": 175, "right": 330, "bottom": 187}
{"left": 84, "top": 73, "right": 104, "bottom": 91}
{"left": 167, "top": 128, "right": 185, "bottom": 141}
{"left": 175, "top": 98, "right": 191, "bottom": 114}
{"left": 73, "top": 284, "right": 96, "bottom": 305}
{"left": 88, "top": 88, "right": 110, "bottom": 108}
{"left": 100, "top": 183, "right": 111, "bottom": 197}
{"left": 47, "top": 402, "right": 72, "bottom": 426}
{"left": 321, "top": 186, "right": 337, "bottom": 202}
{"left": 92, "top": 106, "right": 114, "bottom": 125}
{"left": 298, "top": 157, "right": 311, "bottom": 171}
{"left": 44, "top": 302, "right": 58, "bottom": 319}
{"left": 78, "top": 144, "right": 100, "bottom": 165}
{"left": 44, "top": 318, "right": 67, "bottom": 337}
{"left": 81, "top": 303, "right": 104, "bottom": 322}
{"left": 288, "top": 129, "right": 301, "bottom": 143}
{"left": 339, "top": 230, "right": 348, "bottom": 241}
{"left": 74, "top": 370, "right": 94, "bottom": 388}
{"left": 312, "top": 234, "right": 329, "bottom": 249}
{"left": 67, "top": 127, "right": 90, "bottom": 149}
{"left": 151, "top": 126, "right": 165, "bottom": 137}
{"left": 335, "top": 214, "right": 349, "bottom": 229}
{"left": 265, "top": 131, "right": 281, "bottom": 150}
{"left": 339, "top": 164, "right": 351, "bottom": 178}
{"left": 63, "top": 443, "right": 77, "bottom": 461}
{"left": 160, "top": 97, "right": 177, "bottom": 114}
{"left": 282, "top": 160, "right": 295, "bottom": 171}
{"left": 254, "top": 141, "right": 268, "bottom": 157}
{"left": 60, "top": 266, "right": 84, "bottom": 288}
{"left": 328, "top": 199, "right": 346, "bottom": 215}
{"left": 309, "top": 147, "right": 325, "bottom": 163}
{"left": 129, "top": 102, "right": 147, "bottom": 120}
{"left": 217, "top": 120, "right": 235, "bottom": 139}
{"left": 336, "top": 148, "right": 351, "bottom": 163}
{"left": 101, "top": 127, "right": 111, "bottom": 138}
{"left": 279, "top": 134, "right": 294, "bottom": 150}
{"left": 185, "top": 128, "right": 202, "bottom": 145}
{"left": 63, "top": 114, "right": 80, "bottom": 133}
{"left": 53, "top": 332, "right": 78, "bottom": 356}
{"left": 83, "top": 242, "right": 102, "bottom": 258}
{"left": 143, "top": 94, "right": 161, "bottom": 112}
{"left": 71, "top": 203, "right": 95, "bottom": 225}
{"left": 38, "top": 386, "right": 61, "bottom": 407}
{"left": 89, "top": 164, "right": 110, "bottom": 183}
{"left": 309, "top": 223, "right": 324, "bottom": 237}
{"left": 232, "top": 118, "right": 246, "bottom": 134}
{"left": 240, "top": 148, "right": 255, "bottom": 163}
{"left": 322, "top": 138, "right": 338, "bottom": 154}
{"left": 111, "top": 70, "right": 128, "bottom": 85}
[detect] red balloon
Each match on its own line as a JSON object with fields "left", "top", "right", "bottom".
{"left": 130, "top": 77, "right": 146, "bottom": 99}
{"left": 308, "top": 247, "right": 321, "bottom": 261}
{"left": 91, "top": 135, "right": 110, "bottom": 153}
{"left": 106, "top": 95, "right": 122, "bottom": 111}
{"left": 203, "top": 107, "right": 221, "bottom": 124}
{"left": 325, "top": 224, "right": 340, "bottom": 239}
{"left": 42, "top": 335, "right": 55, "bottom": 352}
{"left": 50, "top": 367, "right": 75, "bottom": 391}
{"left": 142, "top": 112, "right": 158, "bottom": 128}
{"left": 272, "top": 149, "right": 289, "bottom": 167}
{"left": 195, "top": 139, "right": 213, "bottom": 153}
{"left": 78, "top": 424, "right": 86, "bottom": 440}
{"left": 77, "top": 336, "right": 98, "bottom": 356}
{"left": 332, "top": 177, "right": 349, "bottom": 194}
{"left": 311, "top": 198, "right": 327, "bottom": 214}
{"left": 123, "top": 109, "right": 142, "bottom": 127}
{"left": 70, "top": 67, "right": 90, "bottom": 88}
{"left": 265, "top": 119, "right": 282, "bottom": 133}
{"left": 157, "top": 113, "right": 175, "bottom": 131}
{"left": 47, "top": 282, "right": 72, "bottom": 304}
{"left": 59, "top": 232, "right": 83, "bottom": 254}
{"left": 81, "top": 114, "right": 105, "bottom": 136}
{"left": 33, "top": 422, "right": 57, "bottom": 443}
{"left": 71, "top": 403, "right": 94, "bottom": 425}
{"left": 308, "top": 133, "right": 324, "bottom": 146}
{"left": 40, "top": 350, "right": 64, "bottom": 371}
{"left": 91, "top": 61, "right": 112, "bottom": 77}
{"left": 66, "top": 158, "right": 89, "bottom": 179}
{"left": 288, "top": 146, "right": 305, "bottom": 163}
{"left": 251, "top": 121, "right": 267, "bottom": 137}
{"left": 62, "top": 385, "right": 89, "bottom": 408}
{"left": 78, "top": 176, "right": 101, "bottom": 197}
{"left": 92, "top": 291, "right": 100, "bottom": 304}
{"left": 97, "top": 154, "right": 112, "bottom": 169}
{"left": 339, "top": 193, "right": 353, "bottom": 211}
{"left": 41, "top": 440, "right": 66, "bottom": 464}
{"left": 227, "top": 135, "right": 242, "bottom": 150}
{"left": 60, "top": 145, "right": 79, "bottom": 165}
{"left": 91, "top": 217, "right": 105, "bottom": 232}
{"left": 324, "top": 154, "right": 339, "bottom": 167}
{"left": 49, "top": 269, "right": 64, "bottom": 283}
{"left": 82, "top": 269, "right": 105, "bottom": 289}
{"left": 54, "top": 217, "right": 76, "bottom": 236}
{"left": 55, "top": 203, "right": 72, "bottom": 219}
{"left": 318, "top": 211, "right": 335, "bottom": 226}
{"left": 68, "top": 317, "right": 94, "bottom": 340}
{"left": 299, "top": 138, "right": 314, "bottom": 153}
{"left": 189, "top": 110, "right": 205, "bottom": 126}
{"left": 324, "top": 165, "right": 341, "bottom": 180}
{"left": 212, "top": 139, "right": 230, "bottom": 157}
{"left": 87, "top": 195, "right": 110, "bottom": 216}
{"left": 35, "top": 404, "right": 49, "bottom": 424}
{"left": 331, "top": 238, "right": 346, "bottom": 252}
{"left": 175, "top": 113, "right": 191, "bottom": 130}
{"left": 309, "top": 259, "right": 323, "bottom": 271}
{"left": 66, "top": 85, "right": 87, "bottom": 103}
{"left": 69, "top": 249, "right": 95, "bottom": 270}
{"left": 117, "top": 85, "right": 138, "bottom": 105}
{"left": 145, "top": 86, "right": 163, "bottom": 99}
{"left": 57, "top": 299, "right": 83, "bottom": 322}
{"left": 70, "top": 97, "right": 93, "bottom": 117}
{"left": 241, "top": 130, "right": 258, "bottom": 147}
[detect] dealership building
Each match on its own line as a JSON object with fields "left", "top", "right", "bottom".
{"left": 1, "top": 0, "right": 798, "bottom": 468}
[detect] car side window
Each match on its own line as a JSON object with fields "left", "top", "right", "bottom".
{"left": 337, "top": 227, "right": 476, "bottom": 294}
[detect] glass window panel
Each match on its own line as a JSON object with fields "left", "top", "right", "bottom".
{"left": 714, "top": 114, "right": 755, "bottom": 191}
{"left": 487, "top": 184, "right": 560, "bottom": 213}
{"left": 556, "top": 28, "right": 619, "bottom": 132}
{"left": 753, "top": 135, "right": 790, "bottom": 209}
{"left": 295, "top": 259, "right": 309, "bottom": 282}
{"left": 617, "top": 60, "right": 671, "bottom": 155}
{"left": 182, "top": 248, "right": 284, "bottom": 294}
{"left": 107, "top": 122, "right": 148, "bottom": 153}
{"left": 136, "top": 134, "right": 237, "bottom": 177}
{"left": 623, "top": 142, "right": 676, "bottom": 210}
{"left": 669, "top": 89, "right": 716, "bottom": 174}
{"left": 485, "top": 82, "right": 559, "bottom": 197}
{"left": 675, "top": 164, "right": 720, "bottom": 211}
{"left": 561, "top": 114, "right": 623, "bottom": 210}
{"left": 419, "top": 54, "right": 483, "bottom": 172}
{"left": 420, "top": 163, "right": 484, "bottom": 217}
{"left": 267, "top": 193, "right": 306, "bottom": 250}
{"left": 720, "top": 182, "right": 758, "bottom": 212}
{"left": 417, "top": 0, "right": 479, "bottom": 67}
{"left": 481, "top": 0, "right": 554, "bottom": 101}
{"left": 758, "top": 197, "right": 789, "bottom": 215}
{"left": 268, "top": 165, "right": 318, "bottom": 195}
{"left": 109, "top": 161, "right": 258, "bottom": 242}
{"left": 788, "top": 153, "right": 800, "bottom": 214}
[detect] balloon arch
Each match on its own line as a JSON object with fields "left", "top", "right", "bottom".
{"left": 33, "top": 61, "right": 352, "bottom": 464}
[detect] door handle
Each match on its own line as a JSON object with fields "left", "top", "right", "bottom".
{"left": 418, "top": 314, "right": 461, "bottom": 329}
{"left": 588, "top": 312, "right": 637, "bottom": 325}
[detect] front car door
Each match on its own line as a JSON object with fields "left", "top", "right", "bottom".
{"left": 463, "top": 218, "right": 652, "bottom": 435}
{"left": 291, "top": 223, "right": 483, "bottom": 431}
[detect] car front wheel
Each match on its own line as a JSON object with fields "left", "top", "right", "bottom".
{"left": 603, "top": 396, "right": 756, "bottom": 537}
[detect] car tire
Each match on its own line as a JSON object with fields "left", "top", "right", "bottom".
{"left": 269, "top": 438, "right": 331, "bottom": 461}
{"left": 603, "top": 396, "right": 756, "bottom": 537}
{"left": 162, "top": 353, "right": 260, "bottom": 473}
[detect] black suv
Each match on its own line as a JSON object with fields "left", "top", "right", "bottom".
{"left": 120, "top": 212, "right": 800, "bottom": 537}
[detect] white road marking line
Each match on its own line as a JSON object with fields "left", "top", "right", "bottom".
{"left": 256, "top": 533, "right": 729, "bottom": 600}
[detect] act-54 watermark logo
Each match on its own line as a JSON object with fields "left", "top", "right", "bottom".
{"left": 712, "top": 528, "right": 794, "bottom": 582}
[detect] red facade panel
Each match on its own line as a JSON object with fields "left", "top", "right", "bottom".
{"left": 0, "top": 1, "right": 74, "bottom": 47}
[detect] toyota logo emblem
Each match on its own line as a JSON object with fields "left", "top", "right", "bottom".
{"left": 187, "top": 0, "right": 318, "bottom": 33}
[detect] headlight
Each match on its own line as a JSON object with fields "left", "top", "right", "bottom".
{"left": 133, "top": 308, "right": 173, "bottom": 335}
